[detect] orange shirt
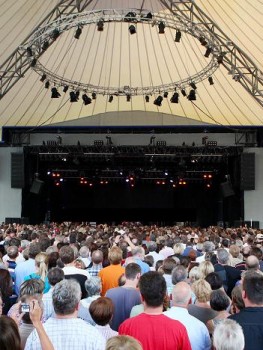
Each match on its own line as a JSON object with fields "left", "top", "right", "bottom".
{"left": 98, "top": 264, "right": 125, "bottom": 296}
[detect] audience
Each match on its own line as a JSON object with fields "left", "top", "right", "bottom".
{"left": 213, "top": 319, "right": 245, "bottom": 350}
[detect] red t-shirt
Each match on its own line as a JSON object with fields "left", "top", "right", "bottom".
{"left": 119, "top": 313, "right": 191, "bottom": 350}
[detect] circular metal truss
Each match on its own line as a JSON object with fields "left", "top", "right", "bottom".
{"left": 23, "top": 8, "right": 223, "bottom": 97}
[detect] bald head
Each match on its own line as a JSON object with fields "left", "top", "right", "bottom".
{"left": 246, "top": 255, "right": 260, "bottom": 270}
{"left": 172, "top": 282, "right": 192, "bottom": 307}
{"left": 92, "top": 250, "right": 103, "bottom": 264}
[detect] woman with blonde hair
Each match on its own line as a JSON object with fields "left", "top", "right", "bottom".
{"left": 106, "top": 335, "right": 142, "bottom": 350}
{"left": 24, "top": 253, "right": 50, "bottom": 293}
{"left": 198, "top": 260, "right": 214, "bottom": 279}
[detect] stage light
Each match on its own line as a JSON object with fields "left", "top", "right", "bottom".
{"left": 82, "top": 94, "right": 92, "bottom": 105}
{"left": 47, "top": 171, "right": 51, "bottom": 175}
{"left": 154, "top": 96, "right": 163, "bottom": 106}
{"left": 217, "top": 54, "right": 224, "bottom": 64}
{"left": 190, "top": 82, "right": 197, "bottom": 90}
{"left": 181, "top": 89, "right": 187, "bottom": 97}
{"left": 125, "top": 178, "right": 130, "bottom": 183}
{"left": 63, "top": 85, "right": 69, "bottom": 93}
{"left": 31, "top": 58, "right": 37, "bottom": 67}
{"left": 125, "top": 12, "right": 137, "bottom": 22}
{"left": 52, "top": 29, "right": 60, "bottom": 40}
{"left": 126, "top": 94, "right": 131, "bottom": 102}
{"left": 70, "top": 91, "right": 78, "bottom": 102}
{"left": 44, "top": 81, "right": 50, "bottom": 89}
{"left": 208, "top": 77, "right": 214, "bottom": 85}
{"left": 175, "top": 30, "right": 181, "bottom": 42}
{"left": 92, "top": 92, "right": 97, "bottom": 99}
{"left": 60, "top": 178, "right": 64, "bottom": 182}
{"left": 109, "top": 95, "right": 113, "bottom": 103}
{"left": 40, "top": 74, "right": 47, "bottom": 82}
{"left": 42, "top": 40, "right": 49, "bottom": 51}
{"left": 188, "top": 89, "right": 196, "bottom": 101}
{"left": 204, "top": 47, "right": 212, "bottom": 58}
{"left": 145, "top": 12, "right": 153, "bottom": 19}
{"left": 145, "top": 95, "right": 150, "bottom": 103}
{"left": 129, "top": 25, "right": 136, "bottom": 35}
{"left": 158, "top": 21, "right": 165, "bottom": 34}
{"left": 97, "top": 20, "right": 104, "bottom": 31}
{"left": 199, "top": 36, "right": 207, "bottom": 46}
{"left": 163, "top": 92, "right": 168, "bottom": 98}
{"left": 27, "top": 47, "right": 33, "bottom": 57}
{"left": 170, "top": 92, "right": 179, "bottom": 103}
{"left": 74, "top": 27, "right": 82, "bottom": 39}
{"left": 51, "top": 87, "right": 61, "bottom": 98}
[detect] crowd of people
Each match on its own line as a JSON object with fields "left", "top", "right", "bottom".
{"left": 0, "top": 221, "right": 263, "bottom": 350}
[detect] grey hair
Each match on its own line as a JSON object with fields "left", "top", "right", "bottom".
{"left": 79, "top": 246, "right": 90, "bottom": 258}
{"left": 21, "top": 240, "right": 30, "bottom": 250}
{"left": 84, "top": 276, "right": 101, "bottom": 296}
{"left": 131, "top": 246, "right": 145, "bottom": 257}
{"left": 52, "top": 279, "right": 81, "bottom": 315}
{"left": 213, "top": 319, "right": 245, "bottom": 350}
{"left": 203, "top": 241, "right": 215, "bottom": 253}
{"left": 46, "top": 246, "right": 58, "bottom": 255}
{"left": 217, "top": 249, "right": 230, "bottom": 265}
{"left": 147, "top": 242, "right": 157, "bottom": 252}
{"left": 189, "top": 266, "right": 200, "bottom": 282}
{"left": 171, "top": 265, "right": 188, "bottom": 285}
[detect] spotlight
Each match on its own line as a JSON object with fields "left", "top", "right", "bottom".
{"left": 199, "top": 36, "right": 207, "bottom": 46}
{"left": 40, "top": 74, "right": 47, "bottom": 82}
{"left": 204, "top": 47, "right": 212, "bottom": 58}
{"left": 175, "top": 30, "right": 181, "bottom": 42}
{"left": 44, "top": 81, "right": 50, "bottom": 89}
{"left": 145, "top": 12, "right": 153, "bottom": 19}
{"left": 51, "top": 87, "right": 61, "bottom": 98}
{"left": 27, "top": 47, "right": 33, "bottom": 57}
{"left": 129, "top": 25, "right": 136, "bottom": 35}
{"left": 42, "top": 40, "right": 49, "bottom": 51}
{"left": 163, "top": 92, "right": 168, "bottom": 98}
{"left": 190, "top": 82, "right": 197, "bottom": 90}
{"left": 109, "top": 95, "right": 113, "bottom": 103}
{"left": 126, "top": 94, "right": 131, "bottom": 102}
{"left": 217, "top": 54, "right": 224, "bottom": 64}
{"left": 31, "top": 58, "right": 37, "bottom": 67}
{"left": 208, "top": 77, "right": 214, "bottom": 85}
{"left": 145, "top": 95, "right": 150, "bottom": 103}
{"left": 170, "top": 92, "right": 179, "bottom": 103}
{"left": 154, "top": 96, "right": 163, "bottom": 106}
{"left": 52, "top": 28, "right": 60, "bottom": 40}
{"left": 92, "top": 92, "right": 97, "bottom": 99}
{"left": 70, "top": 91, "right": 78, "bottom": 102}
{"left": 188, "top": 89, "right": 196, "bottom": 101}
{"left": 181, "top": 89, "right": 187, "bottom": 97}
{"left": 63, "top": 85, "right": 69, "bottom": 93}
{"left": 82, "top": 94, "right": 92, "bottom": 105}
{"left": 158, "top": 21, "right": 165, "bottom": 34}
{"left": 74, "top": 27, "right": 82, "bottom": 39}
{"left": 125, "top": 12, "right": 137, "bottom": 22}
{"left": 97, "top": 20, "right": 104, "bottom": 31}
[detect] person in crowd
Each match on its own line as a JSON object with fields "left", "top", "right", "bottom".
{"left": 15, "top": 242, "right": 41, "bottom": 294}
{"left": 161, "top": 258, "right": 178, "bottom": 296}
{"left": 145, "top": 241, "right": 163, "bottom": 268}
{"left": 3, "top": 238, "right": 25, "bottom": 264}
{"left": 87, "top": 250, "right": 103, "bottom": 276}
{"left": 164, "top": 281, "right": 211, "bottom": 350}
{"left": 24, "top": 253, "right": 50, "bottom": 294}
{"left": 206, "top": 289, "right": 230, "bottom": 334}
{"left": 213, "top": 319, "right": 245, "bottom": 350}
{"left": 245, "top": 255, "right": 260, "bottom": 271}
{"left": 230, "top": 285, "right": 245, "bottom": 315}
{"left": 78, "top": 246, "right": 91, "bottom": 268}
{"left": 249, "top": 246, "right": 263, "bottom": 271}
{"left": 25, "top": 279, "right": 105, "bottom": 350}
{"left": 106, "top": 262, "right": 141, "bottom": 331}
{"left": 188, "top": 279, "right": 217, "bottom": 324}
{"left": 196, "top": 241, "right": 215, "bottom": 263}
{"left": 214, "top": 249, "right": 241, "bottom": 296}
{"left": 228, "top": 270, "right": 263, "bottom": 350}
{"left": 171, "top": 265, "right": 188, "bottom": 285}
{"left": 98, "top": 246, "right": 125, "bottom": 296}
{"left": 106, "top": 335, "right": 142, "bottom": 350}
{"left": 205, "top": 272, "right": 224, "bottom": 290}
{"left": 188, "top": 266, "right": 200, "bottom": 284}
{"left": 169, "top": 242, "right": 184, "bottom": 261}
{"left": 59, "top": 245, "right": 90, "bottom": 298}
{"left": 78, "top": 276, "right": 102, "bottom": 324}
{"left": 42, "top": 267, "right": 64, "bottom": 320}
{"left": 229, "top": 245, "right": 243, "bottom": 267}
{"left": 0, "top": 315, "right": 22, "bottom": 350}
{"left": 130, "top": 246, "right": 150, "bottom": 274}
{"left": 159, "top": 238, "right": 175, "bottom": 259}
{"left": 119, "top": 271, "right": 191, "bottom": 350}
{"left": 198, "top": 260, "right": 214, "bottom": 279}
{"left": 0, "top": 268, "right": 13, "bottom": 314}
{"left": 89, "top": 297, "right": 118, "bottom": 340}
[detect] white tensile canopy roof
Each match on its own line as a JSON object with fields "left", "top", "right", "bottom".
{"left": 0, "top": 0, "right": 263, "bottom": 134}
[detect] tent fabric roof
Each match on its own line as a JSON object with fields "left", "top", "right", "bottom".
{"left": 0, "top": 0, "right": 263, "bottom": 132}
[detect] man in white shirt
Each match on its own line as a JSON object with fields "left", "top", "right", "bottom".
{"left": 164, "top": 281, "right": 211, "bottom": 350}
{"left": 25, "top": 279, "right": 105, "bottom": 350}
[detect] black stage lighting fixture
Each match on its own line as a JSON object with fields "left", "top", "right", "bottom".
{"left": 97, "top": 20, "right": 104, "bottom": 31}
{"left": 175, "top": 30, "right": 181, "bottom": 42}
{"left": 129, "top": 25, "right": 136, "bottom": 35}
{"left": 70, "top": 91, "right": 78, "bottom": 102}
{"left": 27, "top": 47, "right": 33, "bottom": 57}
{"left": 188, "top": 89, "right": 196, "bottom": 101}
{"left": 42, "top": 40, "right": 49, "bottom": 51}
{"left": 158, "top": 21, "right": 165, "bottom": 34}
{"left": 145, "top": 12, "right": 153, "bottom": 19}
{"left": 52, "top": 29, "right": 60, "bottom": 40}
{"left": 208, "top": 77, "right": 214, "bottom": 85}
{"left": 92, "top": 92, "right": 97, "bottom": 99}
{"left": 181, "top": 89, "right": 187, "bottom": 97}
{"left": 190, "top": 82, "right": 197, "bottom": 90}
{"left": 40, "top": 74, "right": 47, "bottom": 82}
{"left": 204, "top": 47, "right": 212, "bottom": 58}
{"left": 44, "top": 81, "right": 50, "bottom": 89}
{"left": 125, "top": 12, "right": 137, "bottom": 22}
{"left": 170, "top": 92, "right": 179, "bottom": 103}
{"left": 63, "top": 85, "right": 69, "bottom": 93}
{"left": 199, "top": 36, "right": 207, "bottom": 46}
{"left": 154, "top": 95, "right": 163, "bottom": 106}
{"left": 51, "top": 87, "right": 61, "bottom": 98}
{"left": 145, "top": 95, "right": 150, "bottom": 103}
{"left": 74, "top": 27, "right": 82, "bottom": 39}
{"left": 164, "top": 92, "right": 168, "bottom": 98}
{"left": 75, "top": 90, "right": 80, "bottom": 98}
{"left": 109, "top": 95, "right": 113, "bottom": 103}
{"left": 82, "top": 94, "right": 92, "bottom": 105}
{"left": 31, "top": 58, "right": 37, "bottom": 67}
{"left": 217, "top": 54, "right": 224, "bottom": 64}
{"left": 126, "top": 94, "right": 131, "bottom": 102}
